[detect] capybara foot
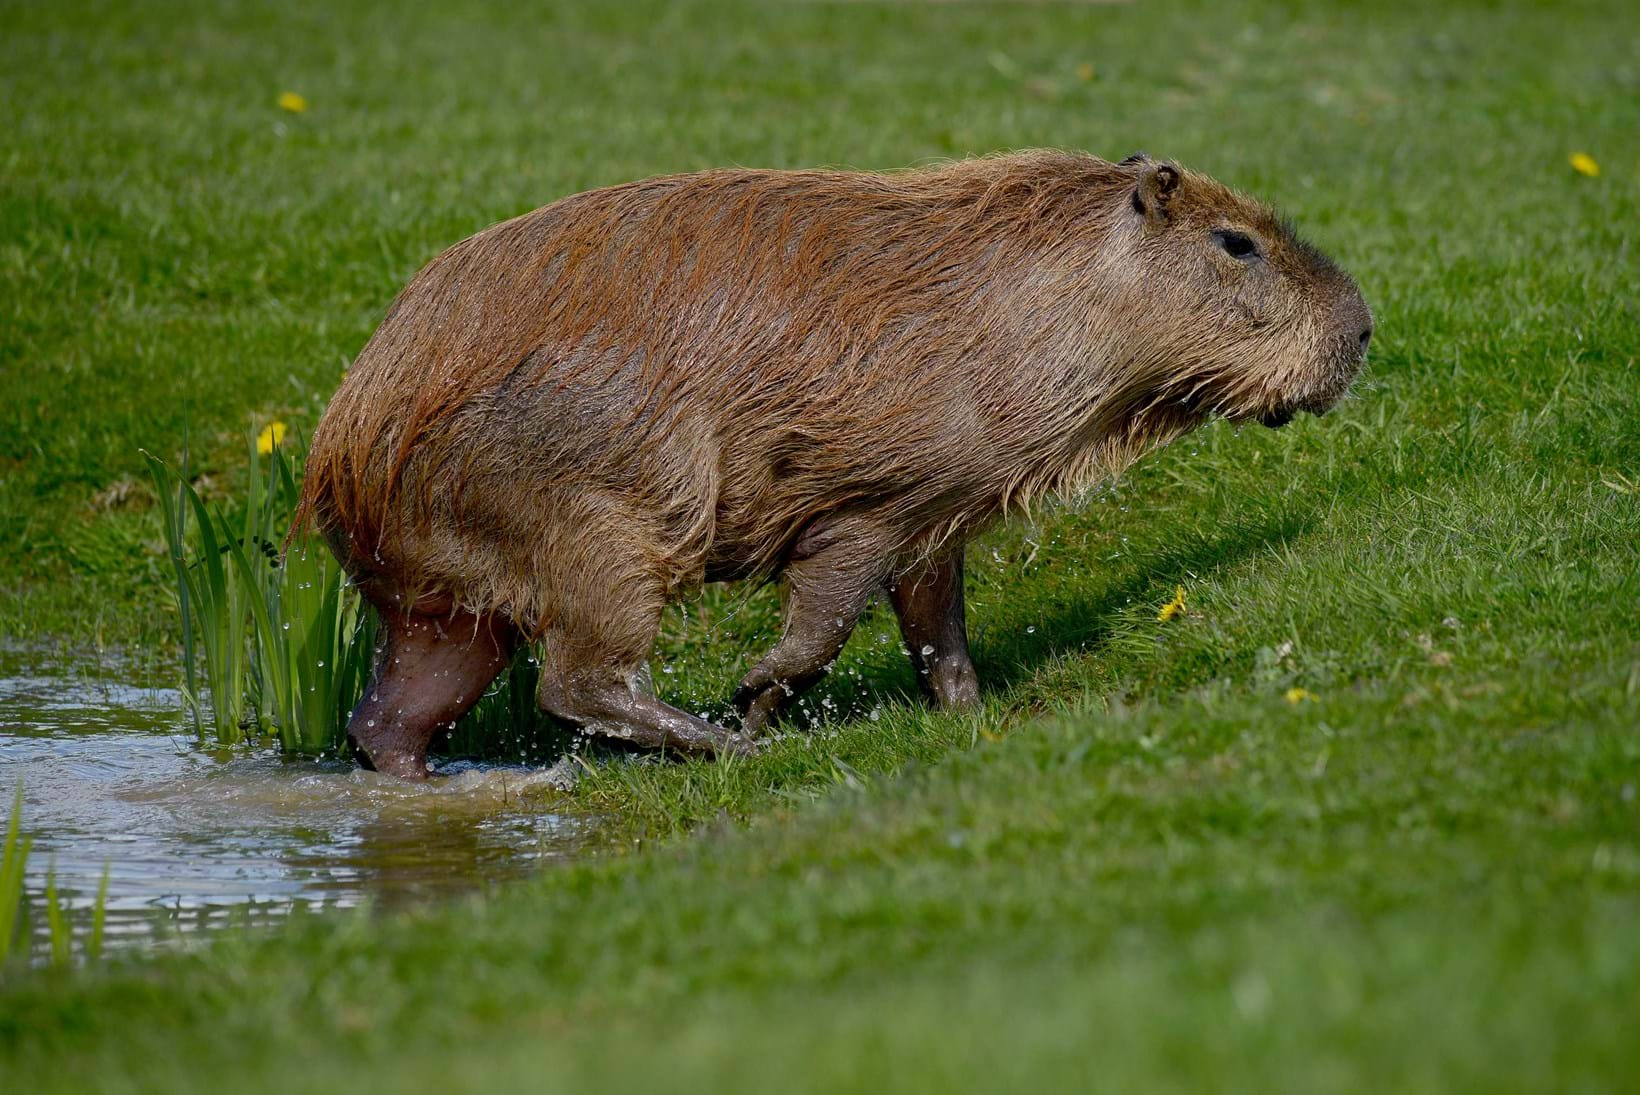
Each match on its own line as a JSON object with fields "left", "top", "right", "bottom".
{"left": 927, "top": 666, "right": 982, "bottom": 711}
{"left": 587, "top": 717, "right": 758, "bottom": 760}
{"left": 733, "top": 680, "right": 790, "bottom": 737}
{"left": 348, "top": 730, "right": 431, "bottom": 781}
{"left": 713, "top": 731, "right": 759, "bottom": 759}
{"left": 543, "top": 665, "right": 759, "bottom": 759}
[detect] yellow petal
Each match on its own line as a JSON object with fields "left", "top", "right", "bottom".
{"left": 1075, "top": 62, "right": 1095, "bottom": 82}
{"left": 1157, "top": 584, "right": 1186, "bottom": 622}
{"left": 1284, "top": 687, "right": 1316, "bottom": 704}
{"left": 256, "top": 421, "right": 287, "bottom": 455}
{"left": 1569, "top": 152, "right": 1599, "bottom": 177}
{"left": 277, "top": 91, "right": 309, "bottom": 114}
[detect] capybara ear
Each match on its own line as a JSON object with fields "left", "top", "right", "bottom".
{"left": 1130, "top": 160, "right": 1182, "bottom": 222}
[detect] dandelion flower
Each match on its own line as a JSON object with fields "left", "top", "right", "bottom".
{"left": 257, "top": 421, "right": 288, "bottom": 455}
{"left": 1075, "top": 62, "right": 1096, "bottom": 82}
{"left": 1157, "top": 585, "right": 1186, "bottom": 622}
{"left": 1284, "top": 687, "right": 1317, "bottom": 705}
{"left": 277, "top": 91, "right": 309, "bottom": 114}
{"left": 1569, "top": 152, "right": 1599, "bottom": 177}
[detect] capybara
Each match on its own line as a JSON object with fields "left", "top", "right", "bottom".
{"left": 298, "top": 150, "right": 1372, "bottom": 779}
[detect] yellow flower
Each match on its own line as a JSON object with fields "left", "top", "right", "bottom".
{"left": 1284, "top": 687, "right": 1317, "bottom": 705}
{"left": 277, "top": 91, "right": 309, "bottom": 114}
{"left": 1569, "top": 152, "right": 1599, "bottom": 177}
{"left": 1157, "top": 585, "right": 1186, "bottom": 622}
{"left": 1075, "top": 62, "right": 1096, "bottom": 82}
{"left": 256, "top": 421, "right": 287, "bottom": 455}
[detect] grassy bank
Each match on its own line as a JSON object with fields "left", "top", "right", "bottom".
{"left": 2, "top": 0, "right": 1637, "bottom": 1090}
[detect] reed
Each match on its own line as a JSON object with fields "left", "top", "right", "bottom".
{"left": 148, "top": 434, "right": 555, "bottom": 761}
{"left": 145, "top": 445, "right": 260, "bottom": 741}
{"left": 236, "top": 521, "right": 379, "bottom": 755}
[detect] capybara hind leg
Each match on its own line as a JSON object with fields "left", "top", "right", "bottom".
{"left": 888, "top": 547, "right": 981, "bottom": 711}
{"left": 733, "top": 520, "right": 894, "bottom": 735}
{"left": 348, "top": 610, "right": 516, "bottom": 780}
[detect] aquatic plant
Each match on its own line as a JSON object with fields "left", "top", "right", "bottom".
{"left": 144, "top": 443, "right": 268, "bottom": 741}
{"left": 147, "top": 435, "right": 565, "bottom": 761}
{"left": 146, "top": 438, "right": 371, "bottom": 753}
{"left": 240, "top": 442, "right": 381, "bottom": 755}
{"left": 237, "top": 517, "right": 379, "bottom": 755}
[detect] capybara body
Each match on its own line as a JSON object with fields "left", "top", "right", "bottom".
{"left": 301, "top": 150, "right": 1372, "bottom": 778}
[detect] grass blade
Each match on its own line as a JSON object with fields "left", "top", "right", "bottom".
{"left": 0, "top": 785, "right": 31, "bottom": 966}
{"left": 45, "top": 863, "right": 70, "bottom": 969}
{"left": 87, "top": 863, "right": 110, "bottom": 964}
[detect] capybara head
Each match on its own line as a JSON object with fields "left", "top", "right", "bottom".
{"left": 1108, "top": 153, "right": 1372, "bottom": 429}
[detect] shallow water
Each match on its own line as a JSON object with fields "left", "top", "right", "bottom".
{"left": 0, "top": 655, "right": 585, "bottom": 944}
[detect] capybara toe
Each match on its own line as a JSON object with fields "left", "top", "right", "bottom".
{"left": 716, "top": 733, "right": 759, "bottom": 759}
{"left": 350, "top": 736, "right": 430, "bottom": 780}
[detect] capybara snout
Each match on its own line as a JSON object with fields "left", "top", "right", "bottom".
{"left": 299, "top": 149, "right": 1369, "bottom": 777}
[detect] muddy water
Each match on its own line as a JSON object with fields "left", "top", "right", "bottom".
{"left": 0, "top": 656, "right": 585, "bottom": 943}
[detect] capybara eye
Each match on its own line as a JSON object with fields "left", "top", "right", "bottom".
{"left": 1214, "top": 230, "right": 1260, "bottom": 260}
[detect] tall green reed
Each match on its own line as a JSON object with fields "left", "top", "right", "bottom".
{"left": 237, "top": 531, "right": 378, "bottom": 754}
{"left": 147, "top": 433, "right": 564, "bottom": 762}
{"left": 144, "top": 442, "right": 269, "bottom": 741}
{"left": 146, "top": 437, "right": 375, "bottom": 754}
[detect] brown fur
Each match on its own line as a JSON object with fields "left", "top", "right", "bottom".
{"left": 299, "top": 150, "right": 1371, "bottom": 778}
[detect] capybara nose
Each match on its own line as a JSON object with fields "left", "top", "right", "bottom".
{"left": 1358, "top": 324, "right": 1373, "bottom": 354}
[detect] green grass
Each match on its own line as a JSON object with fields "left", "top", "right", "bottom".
{"left": 1, "top": 0, "right": 1637, "bottom": 1090}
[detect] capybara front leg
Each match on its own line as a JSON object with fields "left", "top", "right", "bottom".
{"left": 347, "top": 610, "right": 516, "bottom": 780}
{"left": 733, "top": 522, "right": 893, "bottom": 735}
{"left": 538, "top": 655, "right": 755, "bottom": 758}
{"left": 889, "top": 547, "right": 981, "bottom": 710}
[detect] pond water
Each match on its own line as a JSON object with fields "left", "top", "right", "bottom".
{"left": 0, "top": 654, "right": 585, "bottom": 945}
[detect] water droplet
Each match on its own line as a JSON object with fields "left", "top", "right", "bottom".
{"left": 920, "top": 644, "right": 935, "bottom": 656}
{"left": 1026, "top": 625, "right": 1037, "bottom": 634}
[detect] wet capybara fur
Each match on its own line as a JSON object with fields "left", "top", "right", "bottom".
{"left": 299, "top": 150, "right": 1372, "bottom": 779}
